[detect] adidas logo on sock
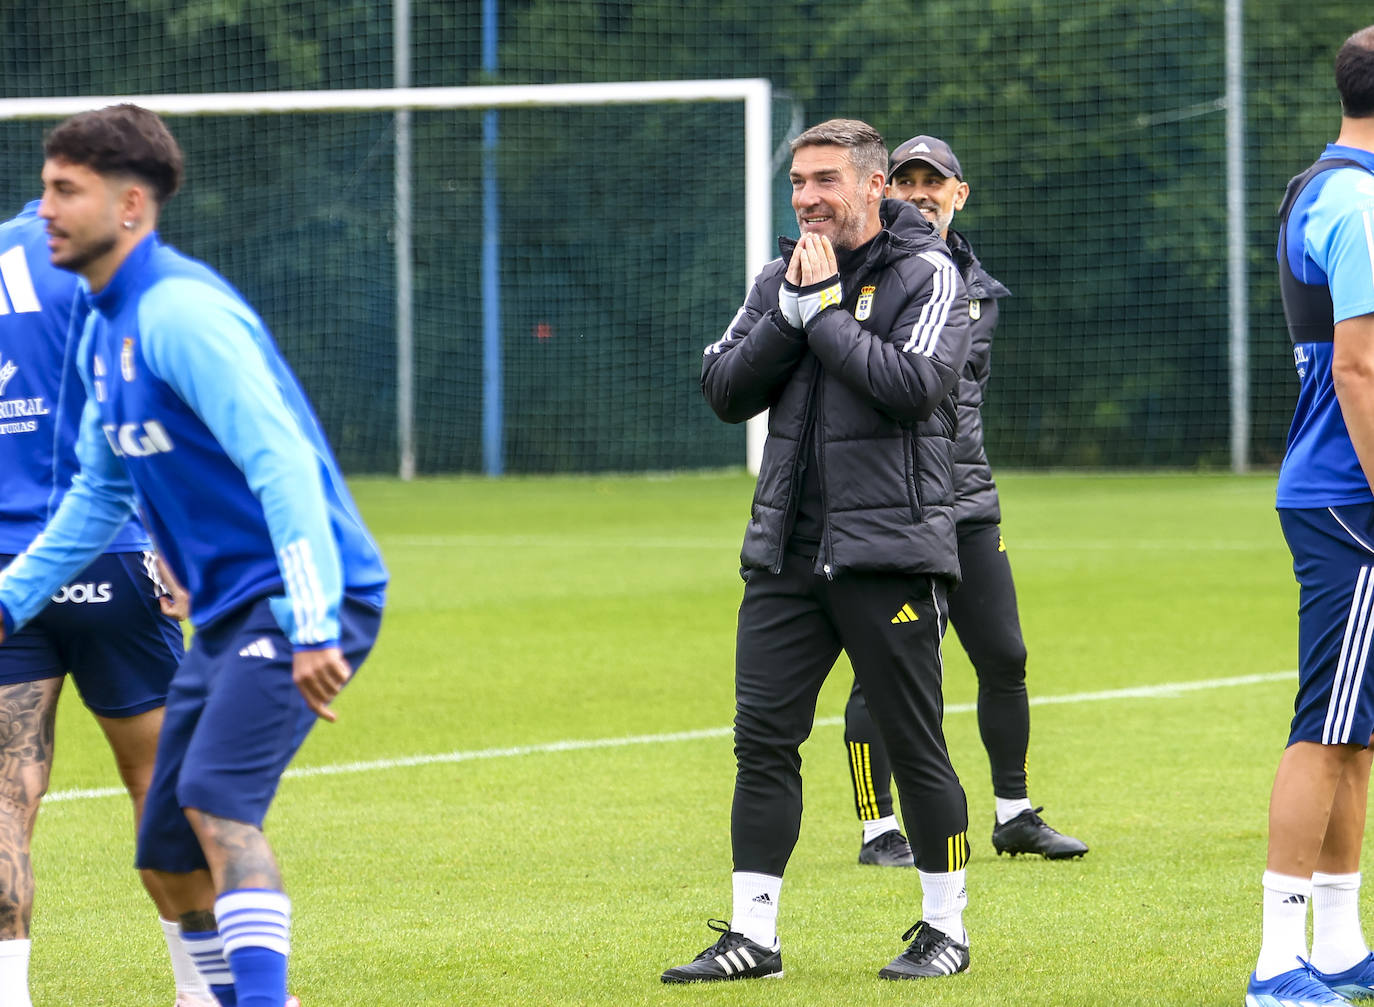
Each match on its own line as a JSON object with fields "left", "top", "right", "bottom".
{"left": 751, "top": 893, "right": 773, "bottom": 905}
{"left": 238, "top": 637, "right": 277, "bottom": 660}
{"left": 1281, "top": 894, "right": 1308, "bottom": 905}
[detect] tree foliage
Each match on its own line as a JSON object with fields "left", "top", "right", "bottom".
{"left": 0, "top": 1, "right": 1366, "bottom": 471}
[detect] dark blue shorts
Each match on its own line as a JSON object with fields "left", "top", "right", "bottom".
{"left": 134, "top": 593, "right": 383, "bottom": 873}
{"left": 0, "top": 551, "right": 183, "bottom": 717}
{"left": 1280, "top": 504, "right": 1374, "bottom": 747}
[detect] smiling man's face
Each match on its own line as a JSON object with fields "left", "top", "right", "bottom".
{"left": 790, "top": 144, "right": 879, "bottom": 252}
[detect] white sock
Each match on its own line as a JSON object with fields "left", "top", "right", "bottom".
{"left": 918, "top": 868, "right": 968, "bottom": 944}
{"left": 160, "top": 918, "right": 212, "bottom": 995}
{"left": 730, "top": 871, "right": 781, "bottom": 948}
{"left": 1256, "top": 871, "right": 1311, "bottom": 980}
{"left": 1311, "top": 871, "right": 1369, "bottom": 974}
{"left": 862, "top": 815, "right": 901, "bottom": 844}
{"left": 995, "top": 797, "right": 1033, "bottom": 825}
{"left": 0, "top": 938, "right": 33, "bottom": 1007}
{"left": 180, "top": 928, "right": 233, "bottom": 989}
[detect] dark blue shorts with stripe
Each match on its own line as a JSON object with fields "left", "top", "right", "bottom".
{"left": 1281, "top": 503, "right": 1374, "bottom": 747}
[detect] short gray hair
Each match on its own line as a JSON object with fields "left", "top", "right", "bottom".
{"left": 789, "top": 118, "right": 887, "bottom": 179}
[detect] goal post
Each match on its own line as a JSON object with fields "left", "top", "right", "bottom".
{"left": 0, "top": 80, "right": 773, "bottom": 477}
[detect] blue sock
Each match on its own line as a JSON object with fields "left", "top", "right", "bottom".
{"left": 226, "top": 946, "right": 287, "bottom": 1007}
{"left": 217, "top": 889, "right": 292, "bottom": 1007}
{"left": 180, "top": 928, "right": 235, "bottom": 1005}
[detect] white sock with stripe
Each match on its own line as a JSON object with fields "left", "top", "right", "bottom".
{"left": 1311, "top": 871, "right": 1369, "bottom": 975}
{"left": 161, "top": 918, "right": 212, "bottom": 995}
{"left": 730, "top": 871, "right": 781, "bottom": 948}
{"left": 0, "top": 939, "right": 32, "bottom": 1007}
{"left": 1256, "top": 871, "right": 1311, "bottom": 980}
{"left": 862, "top": 815, "right": 901, "bottom": 844}
{"left": 180, "top": 927, "right": 234, "bottom": 991}
{"left": 918, "top": 868, "right": 968, "bottom": 944}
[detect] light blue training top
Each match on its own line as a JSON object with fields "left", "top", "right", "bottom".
{"left": 0, "top": 232, "right": 388, "bottom": 647}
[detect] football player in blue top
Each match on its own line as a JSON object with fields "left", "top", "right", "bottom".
{"left": 0, "top": 104, "right": 389, "bottom": 1007}
{"left": 1253, "top": 23, "right": 1374, "bottom": 1007}
{"left": 0, "top": 200, "right": 217, "bottom": 1007}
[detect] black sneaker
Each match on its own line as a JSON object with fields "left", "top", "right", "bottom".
{"left": 878, "top": 920, "right": 970, "bottom": 980}
{"left": 858, "top": 829, "right": 915, "bottom": 867}
{"left": 660, "top": 919, "right": 783, "bottom": 984}
{"left": 991, "top": 807, "right": 1088, "bottom": 859}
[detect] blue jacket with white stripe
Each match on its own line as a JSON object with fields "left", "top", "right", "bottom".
{"left": 0, "top": 201, "right": 149, "bottom": 555}
{"left": 702, "top": 199, "right": 970, "bottom": 582}
{"left": 0, "top": 232, "right": 387, "bottom": 647}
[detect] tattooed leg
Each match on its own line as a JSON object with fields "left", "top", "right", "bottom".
{"left": 146, "top": 868, "right": 218, "bottom": 929}
{"left": 182, "top": 809, "right": 283, "bottom": 894}
{"left": 182, "top": 811, "right": 292, "bottom": 1004}
{"left": 0, "top": 678, "right": 62, "bottom": 940}
{"left": 177, "top": 908, "right": 216, "bottom": 932}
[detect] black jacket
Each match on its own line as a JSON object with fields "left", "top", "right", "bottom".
{"left": 946, "top": 228, "right": 1011, "bottom": 526}
{"left": 702, "top": 199, "right": 971, "bottom": 581}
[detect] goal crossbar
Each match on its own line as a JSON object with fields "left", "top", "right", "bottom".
{"left": 0, "top": 80, "right": 771, "bottom": 118}
{"left": 0, "top": 81, "right": 774, "bottom": 477}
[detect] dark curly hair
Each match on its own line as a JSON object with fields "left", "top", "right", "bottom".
{"left": 44, "top": 103, "right": 183, "bottom": 204}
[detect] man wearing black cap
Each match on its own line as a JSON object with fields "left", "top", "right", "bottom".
{"left": 844, "top": 135, "right": 1088, "bottom": 868}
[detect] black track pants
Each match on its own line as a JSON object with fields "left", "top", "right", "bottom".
{"left": 846, "top": 520, "right": 1030, "bottom": 810}
{"left": 732, "top": 551, "right": 969, "bottom": 875}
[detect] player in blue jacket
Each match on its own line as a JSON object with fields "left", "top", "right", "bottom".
{"left": 0, "top": 104, "right": 388, "bottom": 1007}
{"left": 0, "top": 199, "right": 217, "bottom": 1007}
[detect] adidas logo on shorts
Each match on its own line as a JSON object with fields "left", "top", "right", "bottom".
{"left": 238, "top": 637, "right": 278, "bottom": 660}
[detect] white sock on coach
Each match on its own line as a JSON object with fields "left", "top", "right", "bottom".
{"left": 1310, "top": 871, "right": 1369, "bottom": 974}
{"left": 730, "top": 871, "right": 781, "bottom": 948}
{"left": 0, "top": 938, "right": 33, "bottom": 1007}
{"left": 1256, "top": 870, "right": 1311, "bottom": 980}
{"left": 995, "top": 797, "right": 1033, "bottom": 824}
{"left": 918, "top": 868, "right": 968, "bottom": 944}
{"left": 862, "top": 815, "right": 901, "bottom": 844}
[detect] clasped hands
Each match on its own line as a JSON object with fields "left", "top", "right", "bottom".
{"left": 779, "top": 232, "right": 843, "bottom": 330}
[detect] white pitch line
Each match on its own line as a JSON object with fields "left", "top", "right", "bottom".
{"left": 43, "top": 669, "right": 1294, "bottom": 804}
{"left": 379, "top": 533, "right": 1276, "bottom": 554}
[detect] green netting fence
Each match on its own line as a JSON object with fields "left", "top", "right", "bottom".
{"left": 0, "top": 1, "right": 1363, "bottom": 474}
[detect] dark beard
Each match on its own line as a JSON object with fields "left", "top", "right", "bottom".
{"left": 52, "top": 231, "right": 118, "bottom": 275}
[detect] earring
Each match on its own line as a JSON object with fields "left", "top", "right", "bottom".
{"left": 122, "top": 220, "right": 135, "bottom": 230}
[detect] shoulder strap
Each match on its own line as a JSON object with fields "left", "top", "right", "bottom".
{"left": 1278, "top": 157, "right": 1373, "bottom": 345}
{"left": 1278, "top": 157, "right": 1369, "bottom": 219}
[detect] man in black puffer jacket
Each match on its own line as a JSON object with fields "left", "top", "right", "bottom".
{"left": 843, "top": 136, "right": 1088, "bottom": 869}
{"left": 660, "top": 119, "right": 974, "bottom": 987}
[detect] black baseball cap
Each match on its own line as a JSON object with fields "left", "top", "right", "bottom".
{"left": 887, "top": 135, "right": 963, "bottom": 181}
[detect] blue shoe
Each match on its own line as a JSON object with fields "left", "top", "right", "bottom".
{"left": 1246, "top": 966, "right": 1352, "bottom": 1006}
{"left": 1312, "top": 954, "right": 1374, "bottom": 1000}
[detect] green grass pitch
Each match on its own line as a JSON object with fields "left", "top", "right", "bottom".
{"left": 29, "top": 470, "right": 1313, "bottom": 1005}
